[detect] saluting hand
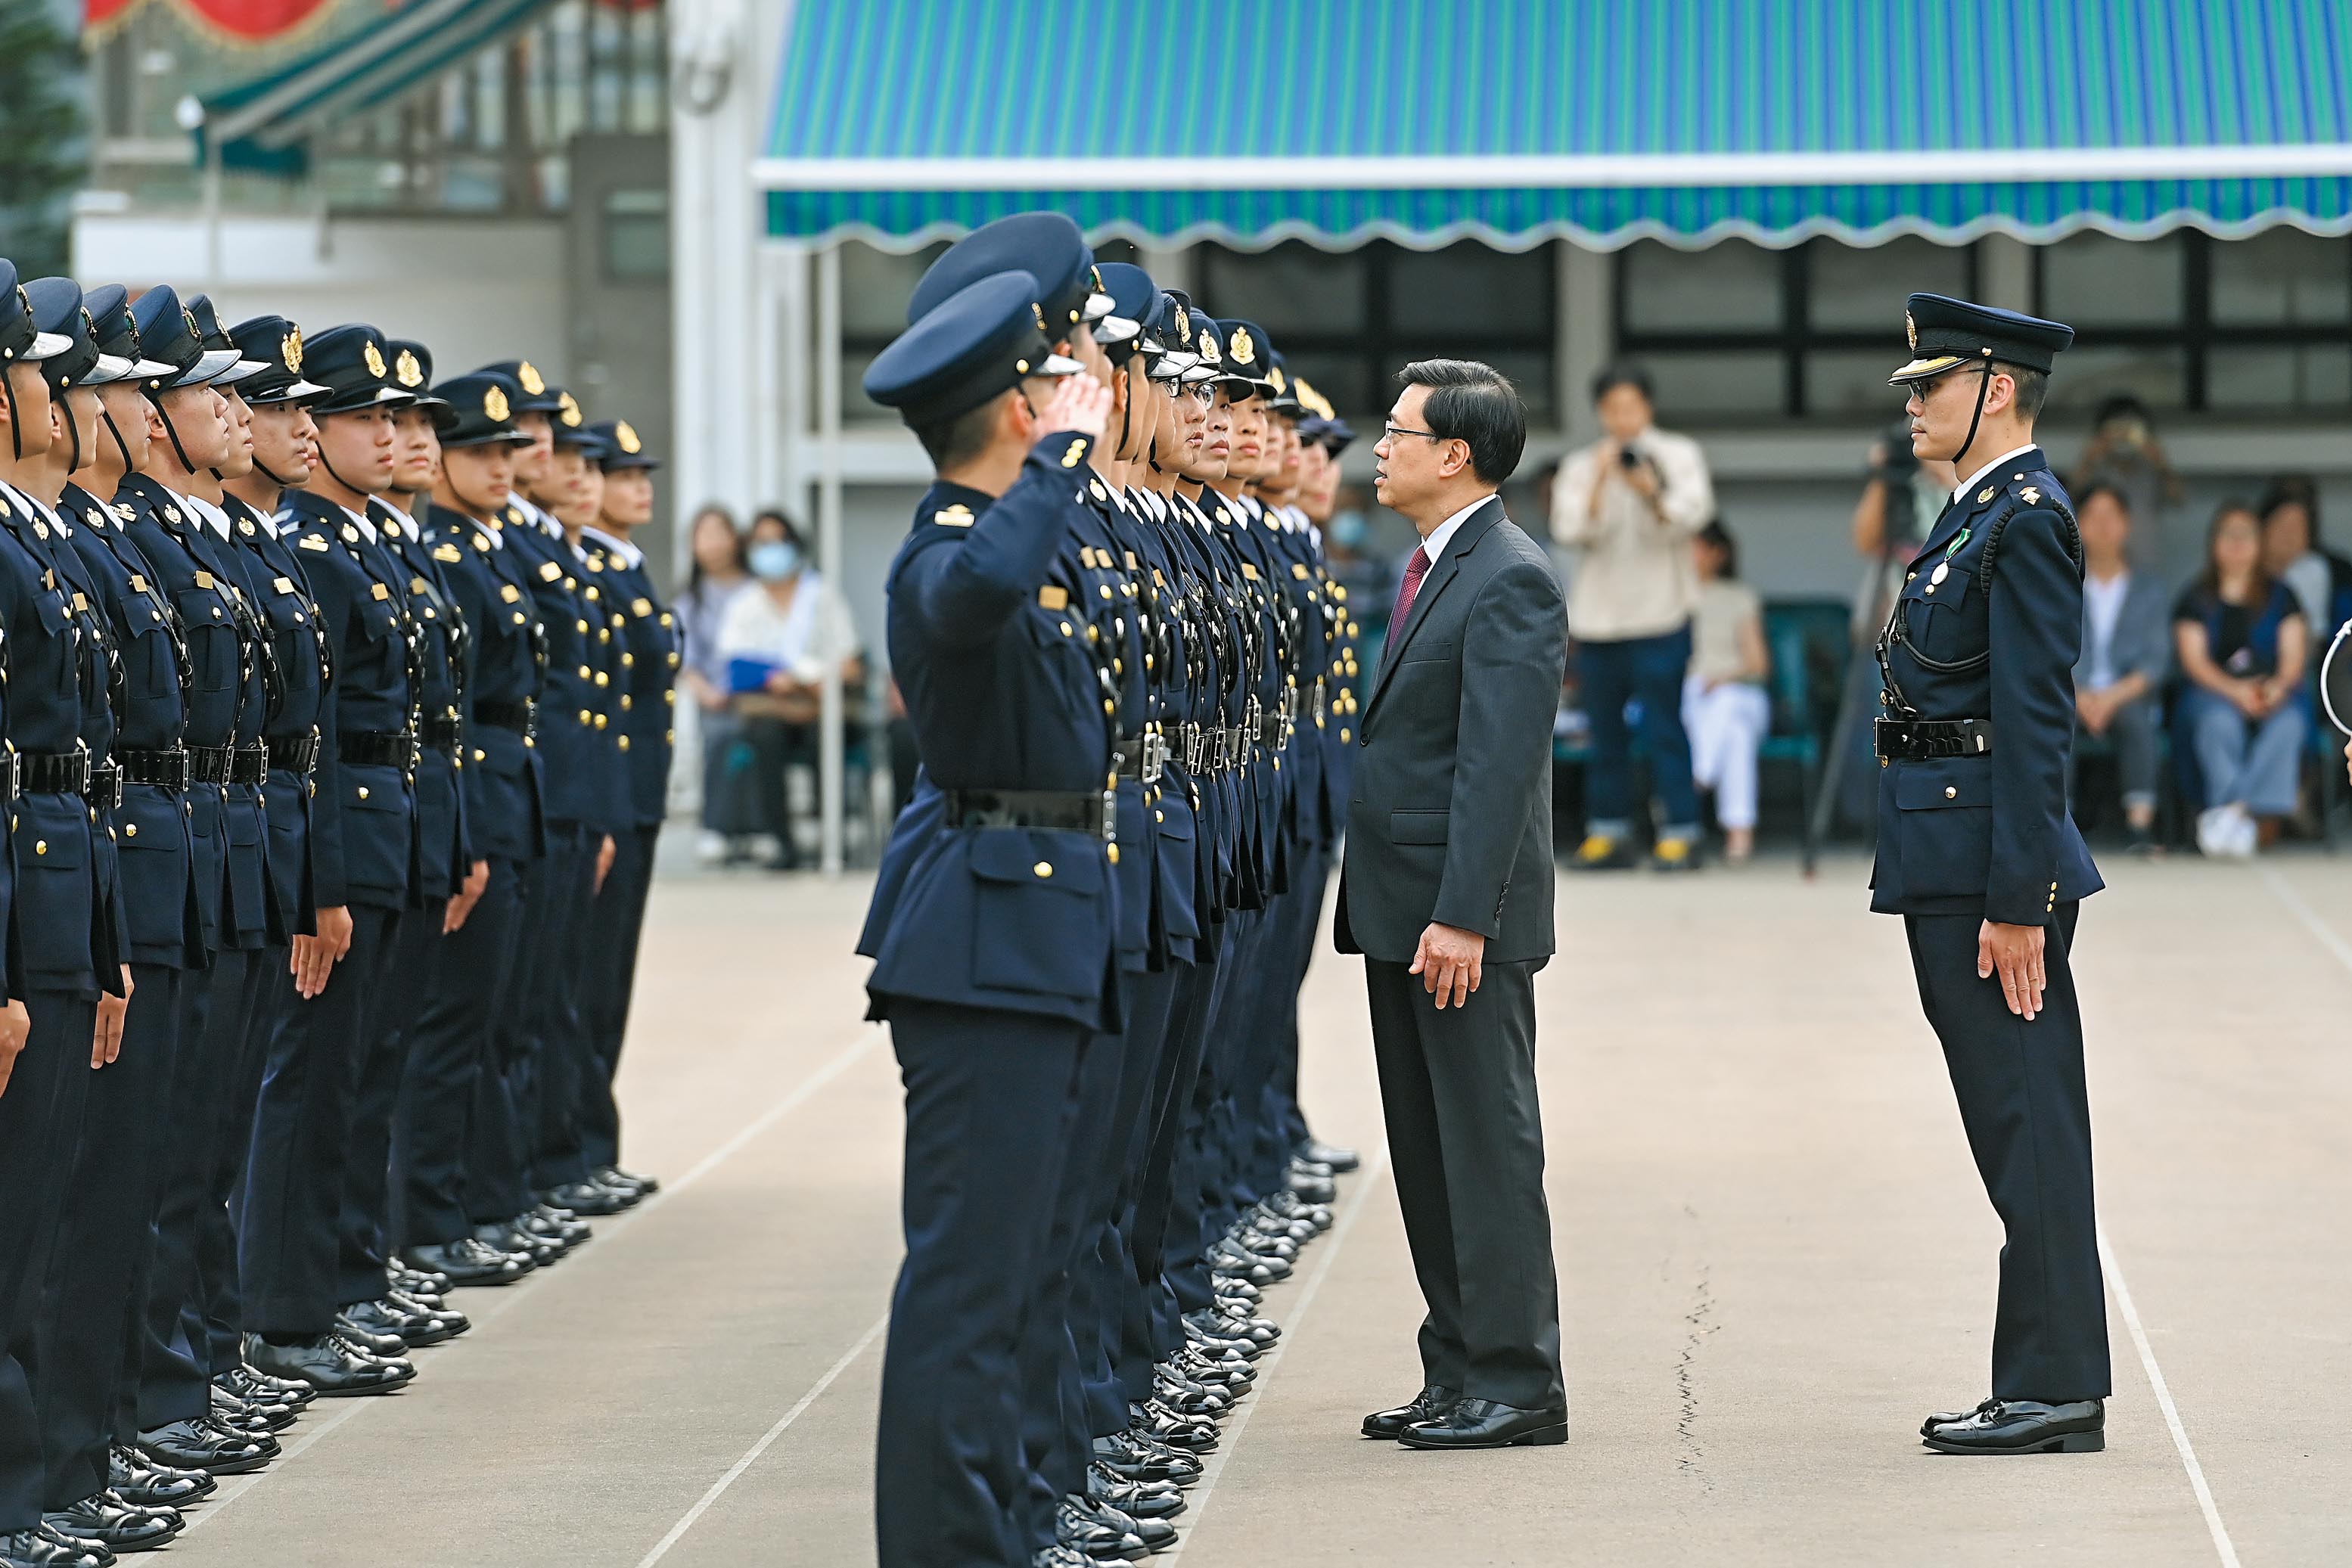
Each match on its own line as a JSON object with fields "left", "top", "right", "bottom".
{"left": 1036, "top": 374, "right": 1113, "bottom": 442}
{"left": 1411, "top": 921, "right": 1486, "bottom": 1011}
{"left": 1978, "top": 918, "right": 2047, "bottom": 1021}
{"left": 0, "top": 998, "right": 28, "bottom": 1101}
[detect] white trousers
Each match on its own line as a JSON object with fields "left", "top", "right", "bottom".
{"left": 1681, "top": 676, "right": 1772, "bottom": 830}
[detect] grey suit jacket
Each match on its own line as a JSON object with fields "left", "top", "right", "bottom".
{"left": 2073, "top": 569, "right": 2168, "bottom": 691}
{"left": 1334, "top": 497, "right": 1568, "bottom": 965}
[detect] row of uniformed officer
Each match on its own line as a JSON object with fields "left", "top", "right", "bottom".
{"left": 854, "top": 213, "right": 1363, "bottom": 1568}
{"left": 0, "top": 259, "right": 676, "bottom": 1567}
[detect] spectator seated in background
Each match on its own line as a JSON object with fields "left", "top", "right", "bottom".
{"left": 2073, "top": 393, "right": 2187, "bottom": 586}
{"left": 675, "top": 503, "right": 757, "bottom": 863}
{"left": 2258, "top": 476, "right": 2352, "bottom": 644}
{"left": 1681, "top": 520, "right": 1770, "bottom": 864}
{"left": 716, "top": 510, "right": 862, "bottom": 870}
{"left": 2174, "top": 499, "right": 2308, "bottom": 859}
{"left": 1552, "top": 361, "right": 1716, "bottom": 872}
{"left": 2072, "top": 483, "right": 2170, "bottom": 853}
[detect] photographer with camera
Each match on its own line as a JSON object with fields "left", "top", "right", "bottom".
{"left": 1552, "top": 362, "right": 1716, "bottom": 871}
{"left": 2074, "top": 394, "right": 2186, "bottom": 585}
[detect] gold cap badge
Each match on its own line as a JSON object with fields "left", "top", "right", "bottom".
{"left": 281, "top": 329, "right": 303, "bottom": 374}
{"left": 1198, "top": 330, "right": 1222, "bottom": 366}
{"left": 1906, "top": 312, "right": 1918, "bottom": 352}
{"left": 517, "top": 360, "right": 545, "bottom": 395}
{"left": 182, "top": 308, "right": 200, "bottom": 342}
{"left": 1032, "top": 303, "right": 1047, "bottom": 333}
{"left": 395, "top": 349, "right": 424, "bottom": 388}
{"left": 1174, "top": 303, "right": 1189, "bottom": 340}
{"left": 363, "top": 340, "right": 387, "bottom": 378}
{"left": 615, "top": 420, "right": 642, "bottom": 455}
{"left": 485, "top": 384, "right": 511, "bottom": 422}
{"left": 1228, "top": 326, "right": 1255, "bottom": 365}
{"left": 1268, "top": 365, "right": 1287, "bottom": 394}
{"left": 558, "top": 390, "right": 582, "bottom": 427}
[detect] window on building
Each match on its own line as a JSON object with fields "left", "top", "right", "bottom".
{"left": 1195, "top": 240, "right": 1558, "bottom": 426}
{"left": 2035, "top": 228, "right": 2352, "bottom": 416}
{"left": 841, "top": 241, "right": 949, "bottom": 418}
{"left": 1613, "top": 235, "right": 1976, "bottom": 422}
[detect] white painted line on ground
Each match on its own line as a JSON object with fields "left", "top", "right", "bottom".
{"left": 2098, "top": 1224, "right": 2241, "bottom": 1568}
{"left": 1156, "top": 1144, "right": 1393, "bottom": 1562}
{"left": 2261, "top": 864, "right": 2352, "bottom": 973}
{"left": 633, "top": 1311, "right": 892, "bottom": 1568}
{"left": 178, "top": 1025, "right": 884, "bottom": 1535}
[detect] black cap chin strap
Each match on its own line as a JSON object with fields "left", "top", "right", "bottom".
{"left": 1951, "top": 359, "right": 1996, "bottom": 476}
{"left": 253, "top": 454, "right": 297, "bottom": 489}
{"left": 145, "top": 387, "right": 202, "bottom": 476}
{"left": 99, "top": 403, "right": 134, "bottom": 473}
{"left": 3, "top": 370, "right": 22, "bottom": 462}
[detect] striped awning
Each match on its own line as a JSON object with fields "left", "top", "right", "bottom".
{"left": 196, "top": 0, "right": 552, "bottom": 173}
{"left": 759, "top": 0, "right": 2352, "bottom": 250}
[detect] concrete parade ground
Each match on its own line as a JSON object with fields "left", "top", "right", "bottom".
{"left": 164, "top": 846, "right": 2352, "bottom": 1566}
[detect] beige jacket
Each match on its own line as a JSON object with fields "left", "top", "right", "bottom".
{"left": 1550, "top": 426, "right": 1715, "bottom": 642}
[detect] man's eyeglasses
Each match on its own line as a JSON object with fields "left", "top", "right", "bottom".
{"left": 1384, "top": 423, "right": 1446, "bottom": 442}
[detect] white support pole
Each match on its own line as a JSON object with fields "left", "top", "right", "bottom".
{"left": 816, "top": 238, "right": 846, "bottom": 876}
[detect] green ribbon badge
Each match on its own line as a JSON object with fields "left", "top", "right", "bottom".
{"left": 1943, "top": 526, "right": 1972, "bottom": 560}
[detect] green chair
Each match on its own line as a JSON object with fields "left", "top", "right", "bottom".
{"left": 1759, "top": 598, "right": 1852, "bottom": 874}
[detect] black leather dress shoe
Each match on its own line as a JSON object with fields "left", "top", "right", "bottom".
{"left": 543, "top": 1181, "right": 627, "bottom": 1217}
{"left": 1285, "top": 1169, "right": 1337, "bottom": 1204}
{"left": 1069, "top": 1493, "right": 1175, "bottom": 1554}
{"left": 135, "top": 1417, "right": 272, "bottom": 1476}
{"left": 1297, "top": 1138, "right": 1360, "bottom": 1172}
{"left": 1362, "top": 1383, "right": 1461, "bottom": 1439}
{"left": 1031, "top": 1548, "right": 1092, "bottom": 1568}
{"left": 1397, "top": 1397, "right": 1568, "bottom": 1449}
{"left": 1920, "top": 1397, "right": 1997, "bottom": 1438}
{"left": 208, "top": 1383, "right": 297, "bottom": 1433}
{"left": 1129, "top": 1399, "right": 1216, "bottom": 1452}
{"left": 598, "top": 1164, "right": 659, "bottom": 1195}
{"left": 405, "top": 1237, "right": 529, "bottom": 1287}
{"left": 347, "top": 1296, "right": 464, "bottom": 1349}
{"left": 244, "top": 1334, "right": 416, "bottom": 1396}
{"left": 1, "top": 1526, "right": 107, "bottom": 1568}
{"left": 389, "top": 1255, "right": 455, "bottom": 1296}
{"left": 44, "top": 1493, "right": 180, "bottom": 1554}
{"left": 387, "top": 1289, "right": 472, "bottom": 1337}
{"left": 530, "top": 1203, "right": 593, "bottom": 1247}
{"left": 1088, "top": 1462, "right": 1185, "bottom": 1520}
{"left": 329, "top": 1312, "right": 407, "bottom": 1359}
{"left": 107, "top": 1447, "right": 211, "bottom": 1508}
{"left": 1092, "top": 1430, "right": 1201, "bottom": 1487}
{"left": 1055, "top": 1498, "right": 1148, "bottom": 1561}
{"left": 1922, "top": 1399, "right": 2105, "bottom": 1455}
{"left": 214, "top": 1368, "right": 309, "bottom": 1411}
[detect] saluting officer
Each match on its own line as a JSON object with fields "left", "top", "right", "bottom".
{"left": 240, "top": 324, "right": 424, "bottom": 1399}
{"left": 859, "top": 267, "right": 1118, "bottom": 1568}
{"left": 1877, "top": 293, "right": 2110, "bottom": 1455}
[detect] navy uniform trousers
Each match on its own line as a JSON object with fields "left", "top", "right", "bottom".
{"left": 346, "top": 896, "right": 448, "bottom": 1302}
{"left": 576, "top": 821, "right": 660, "bottom": 1175}
{"left": 39, "top": 970, "right": 181, "bottom": 1507}
{"left": 876, "top": 999, "right": 1086, "bottom": 1568}
{"left": 0, "top": 995, "right": 101, "bottom": 1533}
{"left": 405, "top": 854, "right": 527, "bottom": 1248}
{"left": 1903, "top": 903, "right": 2110, "bottom": 1402}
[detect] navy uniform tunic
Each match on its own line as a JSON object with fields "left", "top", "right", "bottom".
{"left": 1871, "top": 448, "right": 2111, "bottom": 1405}
{"left": 225, "top": 494, "right": 328, "bottom": 939}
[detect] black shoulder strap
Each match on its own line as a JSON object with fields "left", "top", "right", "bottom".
{"left": 1975, "top": 491, "right": 2084, "bottom": 594}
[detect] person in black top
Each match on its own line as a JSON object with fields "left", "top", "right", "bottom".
{"left": 2173, "top": 498, "right": 2309, "bottom": 858}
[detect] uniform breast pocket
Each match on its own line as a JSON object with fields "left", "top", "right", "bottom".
{"left": 15, "top": 818, "right": 94, "bottom": 978}
{"left": 120, "top": 604, "right": 179, "bottom": 697}
{"left": 175, "top": 588, "right": 238, "bottom": 691}
{"left": 31, "top": 590, "right": 79, "bottom": 696}
{"left": 968, "top": 830, "right": 1107, "bottom": 998}
{"left": 1894, "top": 759, "right": 1993, "bottom": 898}
{"left": 1900, "top": 568, "right": 1974, "bottom": 653}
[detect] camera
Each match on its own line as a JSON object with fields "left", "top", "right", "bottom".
{"left": 1617, "top": 447, "right": 1642, "bottom": 470}
{"left": 1878, "top": 418, "right": 1919, "bottom": 480}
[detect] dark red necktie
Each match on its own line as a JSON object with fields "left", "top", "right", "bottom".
{"left": 1390, "top": 546, "right": 1431, "bottom": 634}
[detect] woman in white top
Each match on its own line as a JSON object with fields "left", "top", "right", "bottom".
{"left": 1681, "top": 521, "right": 1772, "bottom": 863}
{"left": 716, "top": 513, "right": 861, "bottom": 869}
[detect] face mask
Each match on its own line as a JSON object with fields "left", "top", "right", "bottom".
{"left": 750, "top": 540, "right": 800, "bottom": 581}
{"left": 1331, "top": 511, "right": 1368, "bottom": 549}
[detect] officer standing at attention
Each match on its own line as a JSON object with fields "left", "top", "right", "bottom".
{"left": 1875, "top": 293, "right": 2109, "bottom": 1455}
{"left": 240, "top": 324, "right": 424, "bottom": 1398}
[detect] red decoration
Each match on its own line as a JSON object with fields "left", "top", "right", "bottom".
{"left": 85, "top": 0, "right": 337, "bottom": 45}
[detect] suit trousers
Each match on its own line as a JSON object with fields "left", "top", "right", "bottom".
{"left": 338, "top": 902, "right": 441, "bottom": 1306}
{"left": 1366, "top": 956, "right": 1564, "bottom": 1409}
{"left": 0, "top": 991, "right": 98, "bottom": 1531}
{"left": 240, "top": 905, "right": 402, "bottom": 1336}
{"left": 138, "top": 951, "right": 255, "bottom": 1430}
{"left": 404, "top": 856, "right": 524, "bottom": 1247}
{"left": 39, "top": 968, "right": 181, "bottom": 1508}
{"left": 875, "top": 1000, "right": 1084, "bottom": 1568}
{"left": 577, "top": 822, "right": 658, "bottom": 1174}
{"left": 194, "top": 951, "right": 279, "bottom": 1384}
{"left": 1904, "top": 906, "right": 2111, "bottom": 1402}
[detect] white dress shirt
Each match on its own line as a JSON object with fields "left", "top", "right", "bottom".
{"left": 1418, "top": 493, "right": 1494, "bottom": 567}
{"left": 1952, "top": 443, "right": 2040, "bottom": 505}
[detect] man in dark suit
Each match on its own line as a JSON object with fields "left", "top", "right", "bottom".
{"left": 1877, "top": 293, "right": 2110, "bottom": 1456}
{"left": 1336, "top": 360, "right": 1568, "bottom": 1452}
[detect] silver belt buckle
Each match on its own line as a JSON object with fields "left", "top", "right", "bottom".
{"left": 1101, "top": 787, "right": 1117, "bottom": 843}
{"left": 1142, "top": 728, "right": 1167, "bottom": 785}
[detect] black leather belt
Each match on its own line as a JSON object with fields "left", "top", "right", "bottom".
{"left": 119, "top": 747, "right": 191, "bottom": 790}
{"left": 474, "top": 698, "right": 536, "bottom": 734}
{"left": 1111, "top": 731, "right": 1167, "bottom": 784}
{"left": 20, "top": 750, "right": 92, "bottom": 794}
{"left": 1875, "top": 717, "right": 1993, "bottom": 762}
{"left": 943, "top": 788, "right": 1111, "bottom": 840}
{"left": 1257, "top": 713, "right": 1287, "bottom": 749}
{"left": 425, "top": 715, "right": 463, "bottom": 755}
{"left": 268, "top": 732, "right": 321, "bottom": 778}
{"left": 0, "top": 753, "right": 17, "bottom": 802}
{"left": 188, "top": 744, "right": 235, "bottom": 786}
{"left": 340, "top": 730, "right": 419, "bottom": 771}
{"left": 231, "top": 746, "right": 269, "bottom": 787}
{"left": 88, "top": 762, "right": 123, "bottom": 812}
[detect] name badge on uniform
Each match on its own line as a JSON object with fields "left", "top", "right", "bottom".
{"left": 71, "top": 593, "right": 87, "bottom": 613}
{"left": 298, "top": 536, "right": 330, "bottom": 551}
{"left": 1241, "top": 564, "right": 1260, "bottom": 580}
{"left": 410, "top": 576, "right": 428, "bottom": 595}
{"left": 432, "top": 543, "right": 462, "bottom": 564}
{"left": 539, "top": 560, "right": 563, "bottom": 582}
{"left": 370, "top": 582, "right": 391, "bottom": 601}
{"left": 194, "top": 570, "right": 214, "bottom": 589}
{"left": 500, "top": 584, "right": 523, "bottom": 604}
{"left": 128, "top": 573, "right": 149, "bottom": 594}
{"left": 1039, "top": 585, "right": 1070, "bottom": 610}
{"left": 272, "top": 576, "right": 297, "bottom": 595}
